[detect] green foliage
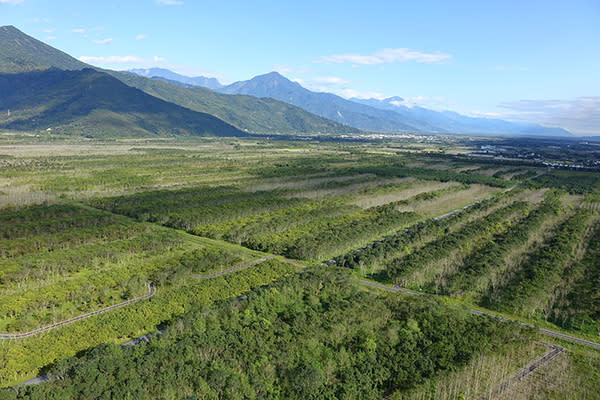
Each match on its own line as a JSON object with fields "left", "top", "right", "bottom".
{"left": 0, "top": 259, "right": 296, "bottom": 386}
{"left": 385, "top": 201, "right": 530, "bottom": 284}
{"left": 4, "top": 270, "right": 521, "bottom": 399}
{"left": 549, "top": 222, "right": 600, "bottom": 334}
{"left": 0, "top": 69, "right": 246, "bottom": 137}
{"left": 333, "top": 196, "right": 501, "bottom": 270}
{"left": 531, "top": 171, "right": 600, "bottom": 194}
{"left": 482, "top": 208, "right": 592, "bottom": 315}
{"left": 444, "top": 194, "right": 563, "bottom": 293}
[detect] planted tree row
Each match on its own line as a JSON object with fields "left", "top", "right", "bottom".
{"left": 385, "top": 201, "right": 530, "bottom": 285}
{"left": 549, "top": 222, "right": 600, "bottom": 335}
{"left": 482, "top": 208, "right": 592, "bottom": 316}
{"left": 0, "top": 259, "right": 297, "bottom": 386}
{"left": 194, "top": 200, "right": 355, "bottom": 244}
{"left": 443, "top": 194, "right": 563, "bottom": 293}
{"left": 332, "top": 196, "right": 502, "bottom": 270}
{"left": 91, "top": 186, "right": 309, "bottom": 230}
{"left": 357, "top": 163, "right": 513, "bottom": 188}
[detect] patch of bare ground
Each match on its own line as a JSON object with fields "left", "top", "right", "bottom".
{"left": 396, "top": 184, "right": 499, "bottom": 217}
{"left": 244, "top": 173, "right": 376, "bottom": 192}
{"left": 349, "top": 180, "right": 455, "bottom": 209}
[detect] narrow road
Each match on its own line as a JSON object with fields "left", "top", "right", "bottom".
{"left": 0, "top": 283, "right": 156, "bottom": 340}
{"left": 357, "top": 279, "right": 600, "bottom": 350}
{"left": 188, "top": 255, "right": 278, "bottom": 278}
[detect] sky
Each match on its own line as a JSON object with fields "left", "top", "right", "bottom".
{"left": 1, "top": 0, "right": 599, "bottom": 135}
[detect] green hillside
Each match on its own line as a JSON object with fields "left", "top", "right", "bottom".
{"left": 0, "top": 68, "right": 246, "bottom": 138}
{"left": 113, "top": 71, "right": 359, "bottom": 134}
{"left": 0, "top": 25, "right": 87, "bottom": 73}
{"left": 0, "top": 25, "right": 357, "bottom": 135}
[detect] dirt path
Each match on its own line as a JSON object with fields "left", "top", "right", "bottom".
{"left": 0, "top": 283, "right": 156, "bottom": 340}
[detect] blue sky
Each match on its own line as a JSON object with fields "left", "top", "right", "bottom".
{"left": 1, "top": 0, "right": 598, "bottom": 134}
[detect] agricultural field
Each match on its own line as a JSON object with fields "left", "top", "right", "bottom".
{"left": 0, "top": 136, "right": 598, "bottom": 397}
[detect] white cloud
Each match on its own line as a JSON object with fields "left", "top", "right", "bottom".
{"left": 79, "top": 55, "right": 144, "bottom": 64}
{"left": 93, "top": 38, "right": 113, "bottom": 45}
{"left": 43, "top": 28, "right": 55, "bottom": 33}
{"left": 45, "top": 36, "right": 56, "bottom": 41}
{"left": 136, "top": 34, "right": 147, "bottom": 40}
{"left": 72, "top": 28, "right": 85, "bottom": 34}
{"left": 0, "top": 0, "right": 25, "bottom": 4}
{"left": 156, "top": 0, "right": 183, "bottom": 5}
{"left": 498, "top": 97, "right": 600, "bottom": 135}
{"left": 153, "top": 56, "right": 167, "bottom": 63}
{"left": 394, "top": 96, "right": 453, "bottom": 109}
{"left": 319, "top": 48, "right": 452, "bottom": 65}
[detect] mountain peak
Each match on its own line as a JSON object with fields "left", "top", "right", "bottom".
{"left": 253, "top": 71, "right": 290, "bottom": 82}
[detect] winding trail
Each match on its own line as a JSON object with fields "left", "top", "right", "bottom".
{"left": 0, "top": 283, "right": 156, "bottom": 340}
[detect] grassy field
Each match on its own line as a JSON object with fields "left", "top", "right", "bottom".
{"left": 0, "top": 136, "right": 598, "bottom": 396}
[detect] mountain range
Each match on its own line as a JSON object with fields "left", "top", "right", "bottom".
{"left": 216, "top": 72, "right": 571, "bottom": 136}
{"left": 0, "top": 25, "right": 571, "bottom": 138}
{"left": 127, "top": 68, "right": 223, "bottom": 90}
{"left": 0, "top": 25, "right": 356, "bottom": 136}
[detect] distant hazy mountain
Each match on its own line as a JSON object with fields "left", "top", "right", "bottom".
{"left": 0, "top": 68, "right": 246, "bottom": 137}
{"left": 351, "top": 97, "right": 572, "bottom": 137}
{"left": 220, "top": 72, "right": 571, "bottom": 137}
{"left": 0, "top": 26, "right": 357, "bottom": 135}
{"left": 127, "top": 68, "right": 223, "bottom": 90}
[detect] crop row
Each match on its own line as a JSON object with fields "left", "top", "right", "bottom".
{"left": 385, "top": 200, "right": 530, "bottom": 285}
{"left": 550, "top": 221, "right": 600, "bottom": 335}
{"left": 332, "top": 195, "right": 503, "bottom": 270}
{"left": 443, "top": 194, "right": 564, "bottom": 293}
{"left": 482, "top": 208, "right": 592, "bottom": 316}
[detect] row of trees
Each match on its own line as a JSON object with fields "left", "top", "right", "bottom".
{"left": 443, "top": 194, "right": 563, "bottom": 293}
{"left": 385, "top": 201, "right": 529, "bottom": 285}
{"left": 550, "top": 222, "right": 600, "bottom": 334}
{"left": 332, "top": 196, "right": 502, "bottom": 270}
{"left": 482, "top": 208, "right": 592, "bottom": 317}
{"left": 0, "top": 259, "right": 297, "bottom": 386}
{"left": 356, "top": 163, "right": 513, "bottom": 188}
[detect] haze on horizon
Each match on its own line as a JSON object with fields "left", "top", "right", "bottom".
{"left": 0, "top": 0, "right": 598, "bottom": 135}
